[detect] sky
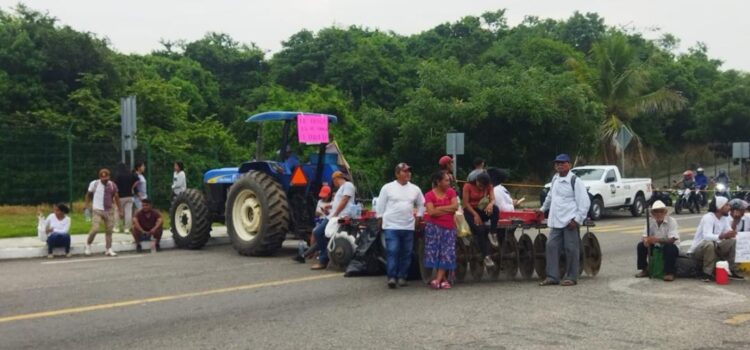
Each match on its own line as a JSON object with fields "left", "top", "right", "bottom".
{"left": 1, "top": 0, "right": 748, "bottom": 71}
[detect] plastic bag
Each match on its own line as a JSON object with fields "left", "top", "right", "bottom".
{"left": 455, "top": 213, "right": 472, "bottom": 238}
{"left": 324, "top": 217, "right": 340, "bottom": 238}
{"left": 648, "top": 246, "right": 664, "bottom": 279}
{"left": 37, "top": 214, "right": 48, "bottom": 242}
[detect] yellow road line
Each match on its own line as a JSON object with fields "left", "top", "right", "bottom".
{"left": 0, "top": 273, "right": 339, "bottom": 324}
{"left": 725, "top": 313, "right": 750, "bottom": 325}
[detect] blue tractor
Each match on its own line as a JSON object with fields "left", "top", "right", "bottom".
{"left": 169, "top": 111, "right": 346, "bottom": 256}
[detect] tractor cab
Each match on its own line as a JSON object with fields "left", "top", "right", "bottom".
{"left": 170, "top": 111, "right": 350, "bottom": 256}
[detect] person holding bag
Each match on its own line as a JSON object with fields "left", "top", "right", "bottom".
{"left": 634, "top": 200, "right": 679, "bottom": 281}
{"left": 423, "top": 170, "right": 459, "bottom": 289}
{"left": 462, "top": 172, "right": 499, "bottom": 268}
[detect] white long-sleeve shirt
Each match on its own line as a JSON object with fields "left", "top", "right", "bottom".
{"left": 493, "top": 184, "right": 514, "bottom": 212}
{"left": 723, "top": 214, "right": 750, "bottom": 233}
{"left": 540, "top": 172, "right": 590, "bottom": 229}
{"left": 688, "top": 213, "right": 732, "bottom": 253}
{"left": 376, "top": 180, "right": 425, "bottom": 230}
{"left": 172, "top": 171, "right": 186, "bottom": 195}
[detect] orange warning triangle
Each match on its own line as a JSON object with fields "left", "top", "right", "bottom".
{"left": 290, "top": 166, "right": 308, "bottom": 186}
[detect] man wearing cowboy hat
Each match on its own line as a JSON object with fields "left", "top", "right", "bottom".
{"left": 635, "top": 200, "right": 680, "bottom": 281}
{"left": 688, "top": 196, "right": 743, "bottom": 281}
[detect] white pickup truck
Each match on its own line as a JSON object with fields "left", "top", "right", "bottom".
{"left": 543, "top": 165, "right": 653, "bottom": 220}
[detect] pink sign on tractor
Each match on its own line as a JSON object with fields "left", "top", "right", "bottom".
{"left": 297, "top": 114, "right": 329, "bottom": 144}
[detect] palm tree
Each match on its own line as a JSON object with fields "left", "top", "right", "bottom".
{"left": 590, "top": 33, "right": 687, "bottom": 167}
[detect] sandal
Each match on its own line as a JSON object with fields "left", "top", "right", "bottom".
{"left": 539, "top": 279, "right": 559, "bottom": 286}
{"left": 663, "top": 274, "right": 674, "bottom": 282}
{"left": 634, "top": 270, "right": 649, "bottom": 278}
{"left": 440, "top": 281, "right": 452, "bottom": 289}
{"left": 561, "top": 279, "right": 577, "bottom": 286}
{"left": 429, "top": 280, "right": 441, "bottom": 290}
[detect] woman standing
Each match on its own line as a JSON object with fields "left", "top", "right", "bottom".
{"left": 423, "top": 171, "right": 459, "bottom": 289}
{"left": 114, "top": 162, "right": 139, "bottom": 233}
{"left": 133, "top": 162, "right": 147, "bottom": 209}
{"left": 172, "top": 161, "right": 186, "bottom": 199}
{"left": 462, "top": 172, "right": 499, "bottom": 268}
{"left": 45, "top": 203, "right": 71, "bottom": 258}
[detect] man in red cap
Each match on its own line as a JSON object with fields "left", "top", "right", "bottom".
{"left": 309, "top": 171, "right": 356, "bottom": 270}
{"left": 376, "top": 163, "right": 426, "bottom": 289}
{"left": 438, "top": 155, "right": 457, "bottom": 190}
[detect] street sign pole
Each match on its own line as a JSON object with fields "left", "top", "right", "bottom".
{"left": 446, "top": 132, "right": 465, "bottom": 182}
{"left": 616, "top": 125, "right": 633, "bottom": 177}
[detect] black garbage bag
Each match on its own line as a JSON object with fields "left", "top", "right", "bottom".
{"left": 344, "top": 220, "right": 386, "bottom": 277}
{"left": 675, "top": 254, "right": 701, "bottom": 278}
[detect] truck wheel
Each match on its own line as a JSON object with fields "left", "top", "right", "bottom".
{"left": 591, "top": 197, "right": 604, "bottom": 221}
{"left": 630, "top": 194, "right": 645, "bottom": 217}
{"left": 225, "top": 172, "right": 290, "bottom": 256}
{"left": 170, "top": 189, "right": 212, "bottom": 249}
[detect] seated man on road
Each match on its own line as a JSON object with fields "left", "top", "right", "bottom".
{"left": 635, "top": 200, "right": 679, "bottom": 281}
{"left": 724, "top": 199, "right": 750, "bottom": 233}
{"left": 132, "top": 199, "right": 163, "bottom": 253}
{"left": 310, "top": 171, "right": 356, "bottom": 270}
{"left": 687, "top": 196, "right": 743, "bottom": 282}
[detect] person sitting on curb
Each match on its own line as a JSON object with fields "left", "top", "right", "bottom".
{"left": 132, "top": 199, "right": 163, "bottom": 253}
{"left": 725, "top": 199, "right": 750, "bottom": 233}
{"left": 688, "top": 196, "right": 743, "bottom": 282}
{"left": 44, "top": 203, "right": 72, "bottom": 258}
{"left": 635, "top": 200, "right": 679, "bottom": 281}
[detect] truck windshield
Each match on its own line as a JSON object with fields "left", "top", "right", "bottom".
{"left": 571, "top": 168, "right": 604, "bottom": 180}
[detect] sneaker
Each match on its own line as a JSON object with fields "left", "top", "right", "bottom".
{"left": 398, "top": 278, "right": 408, "bottom": 287}
{"left": 65, "top": 252, "right": 72, "bottom": 258}
{"left": 484, "top": 256, "right": 495, "bottom": 267}
{"left": 729, "top": 271, "right": 745, "bottom": 280}
{"left": 84, "top": 244, "right": 91, "bottom": 256}
{"left": 136, "top": 244, "right": 142, "bottom": 253}
{"left": 387, "top": 278, "right": 397, "bottom": 289}
{"left": 47, "top": 254, "right": 54, "bottom": 259}
{"left": 488, "top": 234, "right": 499, "bottom": 247}
{"left": 106, "top": 248, "right": 117, "bottom": 257}
{"left": 701, "top": 273, "right": 714, "bottom": 282}
{"left": 634, "top": 270, "right": 649, "bottom": 278}
{"left": 292, "top": 255, "right": 306, "bottom": 263}
{"left": 124, "top": 228, "right": 130, "bottom": 234}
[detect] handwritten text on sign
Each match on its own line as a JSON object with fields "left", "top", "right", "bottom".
{"left": 735, "top": 231, "right": 750, "bottom": 263}
{"left": 297, "top": 114, "right": 329, "bottom": 144}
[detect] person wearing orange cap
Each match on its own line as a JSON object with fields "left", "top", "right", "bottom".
{"left": 315, "top": 185, "right": 333, "bottom": 224}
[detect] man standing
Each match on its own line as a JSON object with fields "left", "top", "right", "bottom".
{"left": 538, "top": 154, "right": 590, "bottom": 286}
{"left": 132, "top": 199, "right": 164, "bottom": 253}
{"left": 635, "top": 200, "right": 680, "bottom": 281}
{"left": 310, "top": 171, "right": 356, "bottom": 270}
{"left": 85, "top": 168, "right": 122, "bottom": 257}
{"left": 376, "top": 163, "right": 425, "bottom": 289}
{"left": 688, "top": 196, "right": 742, "bottom": 281}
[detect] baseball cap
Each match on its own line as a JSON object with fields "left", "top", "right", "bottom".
{"left": 553, "top": 154, "right": 571, "bottom": 163}
{"left": 331, "top": 171, "right": 348, "bottom": 181}
{"left": 438, "top": 156, "right": 452, "bottom": 166}
{"left": 318, "top": 185, "right": 331, "bottom": 198}
{"left": 395, "top": 162, "right": 411, "bottom": 173}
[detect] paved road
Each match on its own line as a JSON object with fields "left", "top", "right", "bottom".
{"left": 1, "top": 212, "right": 749, "bottom": 349}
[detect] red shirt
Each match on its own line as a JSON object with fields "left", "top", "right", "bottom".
{"left": 135, "top": 209, "right": 162, "bottom": 231}
{"left": 463, "top": 183, "right": 491, "bottom": 208}
{"left": 424, "top": 188, "right": 457, "bottom": 229}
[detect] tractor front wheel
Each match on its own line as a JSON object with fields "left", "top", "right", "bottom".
{"left": 225, "top": 172, "right": 290, "bottom": 256}
{"left": 170, "top": 189, "right": 212, "bottom": 249}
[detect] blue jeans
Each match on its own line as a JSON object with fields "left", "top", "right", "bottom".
{"left": 47, "top": 232, "right": 71, "bottom": 254}
{"left": 384, "top": 229, "right": 414, "bottom": 279}
{"left": 312, "top": 218, "right": 330, "bottom": 264}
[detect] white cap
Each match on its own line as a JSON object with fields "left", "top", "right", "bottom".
{"left": 715, "top": 196, "right": 729, "bottom": 209}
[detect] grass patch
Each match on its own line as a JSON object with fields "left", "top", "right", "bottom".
{"left": 0, "top": 203, "right": 171, "bottom": 239}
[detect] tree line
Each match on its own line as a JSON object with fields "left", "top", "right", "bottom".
{"left": 1, "top": 5, "right": 748, "bottom": 193}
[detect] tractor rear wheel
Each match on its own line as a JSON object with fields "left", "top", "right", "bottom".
{"left": 170, "top": 189, "right": 212, "bottom": 249}
{"left": 225, "top": 172, "right": 290, "bottom": 256}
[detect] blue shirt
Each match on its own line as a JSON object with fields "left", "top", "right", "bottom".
{"left": 695, "top": 174, "right": 708, "bottom": 188}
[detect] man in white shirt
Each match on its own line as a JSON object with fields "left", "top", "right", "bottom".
{"left": 85, "top": 168, "right": 122, "bottom": 257}
{"left": 688, "top": 196, "right": 742, "bottom": 281}
{"left": 376, "top": 163, "right": 425, "bottom": 289}
{"left": 635, "top": 200, "right": 680, "bottom": 281}
{"left": 310, "top": 171, "right": 356, "bottom": 270}
{"left": 537, "top": 154, "right": 590, "bottom": 286}
{"left": 488, "top": 168, "right": 518, "bottom": 213}
{"left": 725, "top": 199, "right": 750, "bottom": 233}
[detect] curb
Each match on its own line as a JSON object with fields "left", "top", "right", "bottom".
{"left": 0, "top": 231, "right": 231, "bottom": 260}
